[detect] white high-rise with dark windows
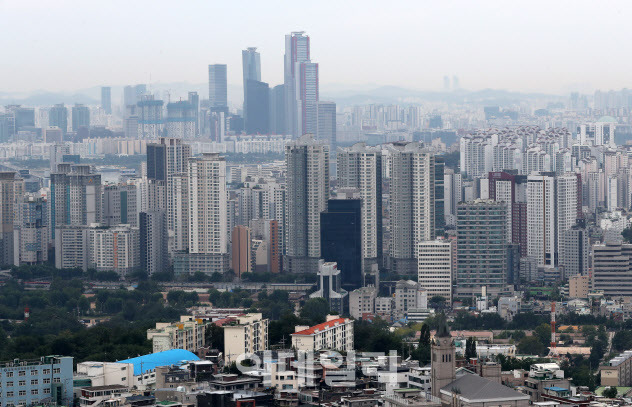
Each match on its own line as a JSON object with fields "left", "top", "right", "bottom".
{"left": 284, "top": 135, "right": 329, "bottom": 273}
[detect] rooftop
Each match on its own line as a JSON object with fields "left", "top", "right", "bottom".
{"left": 441, "top": 373, "right": 530, "bottom": 401}
{"left": 292, "top": 318, "right": 349, "bottom": 336}
{"left": 117, "top": 349, "right": 200, "bottom": 375}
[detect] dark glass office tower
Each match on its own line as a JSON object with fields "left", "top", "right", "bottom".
{"left": 245, "top": 80, "right": 269, "bottom": 134}
{"left": 320, "top": 199, "right": 363, "bottom": 291}
{"left": 49, "top": 104, "right": 68, "bottom": 134}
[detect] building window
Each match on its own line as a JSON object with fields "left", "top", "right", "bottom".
{"left": 30, "top": 380, "right": 38, "bottom": 385}
{"left": 18, "top": 372, "right": 25, "bottom": 377}
{"left": 43, "top": 389, "right": 51, "bottom": 395}
{"left": 42, "top": 369, "right": 50, "bottom": 375}
{"left": 18, "top": 391, "right": 26, "bottom": 396}
{"left": 30, "top": 371, "right": 38, "bottom": 376}
{"left": 6, "top": 372, "right": 13, "bottom": 378}
{"left": 43, "top": 379, "right": 50, "bottom": 384}
{"left": 53, "top": 378, "right": 60, "bottom": 383}
{"left": 7, "top": 382, "right": 13, "bottom": 387}
{"left": 7, "top": 391, "right": 14, "bottom": 397}
{"left": 18, "top": 381, "right": 25, "bottom": 387}
{"left": 31, "top": 390, "right": 38, "bottom": 395}
{"left": 53, "top": 368, "right": 60, "bottom": 374}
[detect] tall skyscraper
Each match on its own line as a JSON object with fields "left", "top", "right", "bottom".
{"left": 101, "top": 86, "right": 112, "bottom": 114}
{"left": 49, "top": 104, "right": 68, "bottom": 134}
{"left": 337, "top": 143, "right": 383, "bottom": 270}
{"left": 386, "top": 142, "right": 435, "bottom": 275}
{"left": 140, "top": 211, "right": 168, "bottom": 276}
{"left": 284, "top": 135, "right": 329, "bottom": 273}
{"left": 244, "top": 80, "right": 269, "bottom": 134}
{"left": 284, "top": 31, "right": 316, "bottom": 137}
{"left": 242, "top": 47, "right": 261, "bottom": 84}
{"left": 321, "top": 199, "right": 363, "bottom": 291}
{"left": 0, "top": 172, "right": 24, "bottom": 266}
{"left": 166, "top": 100, "right": 196, "bottom": 139}
{"left": 434, "top": 156, "right": 445, "bottom": 235}
{"left": 71, "top": 104, "right": 90, "bottom": 131}
{"left": 269, "top": 84, "right": 286, "bottom": 135}
{"left": 208, "top": 64, "right": 228, "bottom": 109}
{"left": 456, "top": 200, "right": 508, "bottom": 298}
{"left": 317, "top": 101, "right": 336, "bottom": 149}
{"left": 102, "top": 184, "right": 139, "bottom": 227}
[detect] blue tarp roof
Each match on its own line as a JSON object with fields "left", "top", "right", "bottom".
{"left": 116, "top": 349, "right": 200, "bottom": 375}
{"left": 545, "top": 386, "right": 569, "bottom": 392}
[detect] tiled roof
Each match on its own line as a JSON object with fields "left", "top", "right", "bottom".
{"left": 292, "top": 318, "right": 348, "bottom": 336}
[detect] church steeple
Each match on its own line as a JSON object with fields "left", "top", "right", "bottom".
{"left": 431, "top": 313, "right": 455, "bottom": 397}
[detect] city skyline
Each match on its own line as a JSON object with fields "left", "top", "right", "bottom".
{"left": 2, "top": 0, "right": 632, "bottom": 95}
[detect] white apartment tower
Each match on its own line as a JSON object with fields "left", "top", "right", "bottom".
{"left": 337, "top": 143, "right": 383, "bottom": 269}
{"left": 387, "top": 142, "right": 435, "bottom": 275}
{"left": 418, "top": 239, "right": 453, "bottom": 301}
{"left": 284, "top": 135, "right": 329, "bottom": 273}
{"left": 527, "top": 174, "right": 556, "bottom": 266}
{"left": 188, "top": 153, "right": 227, "bottom": 256}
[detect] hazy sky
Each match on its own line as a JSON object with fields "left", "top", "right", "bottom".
{"left": 2, "top": 0, "right": 631, "bottom": 95}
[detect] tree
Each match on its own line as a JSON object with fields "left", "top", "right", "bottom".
{"left": 465, "top": 337, "right": 477, "bottom": 361}
{"left": 430, "top": 296, "right": 447, "bottom": 310}
{"left": 603, "top": 387, "right": 618, "bottom": 398}
{"left": 205, "top": 324, "right": 224, "bottom": 351}
{"left": 299, "top": 298, "right": 330, "bottom": 325}
{"left": 517, "top": 336, "right": 546, "bottom": 356}
{"left": 534, "top": 323, "right": 552, "bottom": 348}
{"left": 413, "top": 323, "right": 432, "bottom": 365}
{"left": 622, "top": 227, "right": 632, "bottom": 243}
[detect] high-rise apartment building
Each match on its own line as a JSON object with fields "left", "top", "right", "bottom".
{"left": 86, "top": 225, "right": 140, "bottom": 276}
{"left": 443, "top": 168, "right": 462, "bottom": 226}
{"left": 138, "top": 95, "right": 164, "bottom": 138}
{"left": 434, "top": 156, "right": 445, "bottom": 235}
{"left": 456, "top": 200, "right": 508, "bottom": 298}
{"left": 71, "top": 103, "right": 90, "bottom": 131}
{"left": 102, "top": 183, "right": 139, "bottom": 227}
{"left": 186, "top": 153, "right": 228, "bottom": 270}
{"left": 140, "top": 211, "right": 168, "bottom": 276}
{"left": 386, "top": 142, "right": 435, "bottom": 275}
{"left": 559, "top": 220, "right": 589, "bottom": 279}
{"left": 527, "top": 173, "right": 556, "bottom": 266}
{"left": 16, "top": 195, "right": 49, "bottom": 265}
{"left": 232, "top": 225, "right": 252, "bottom": 278}
{"left": 166, "top": 100, "right": 196, "bottom": 139}
{"left": 320, "top": 199, "right": 363, "bottom": 291}
{"left": 50, "top": 164, "right": 102, "bottom": 237}
{"left": 146, "top": 137, "right": 191, "bottom": 234}
{"left": 489, "top": 170, "right": 528, "bottom": 256}
{"left": 337, "top": 143, "right": 383, "bottom": 270}
{"left": 270, "top": 84, "right": 286, "bottom": 135}
{"left": 101, "top": 86, "right": 112, "bottom": 114}
{"left": 284, "top": 135, "right": 329, "bottom": 273}
{"left": 418, "top": 239, "right": 453, "bottom": 302}
{"left": 49, "top": 103, "right": 68, "bottom": 134}
{"left": 0, "top": 172, "right": 24, "bottom": 266}
{"left": 208, "top": 64, "right": 228, "bottom": 109}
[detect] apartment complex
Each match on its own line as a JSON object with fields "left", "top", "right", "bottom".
{"left": 147, "top": 317, "right": 208, "bottom": 354}
{"left": 418, "top": 239, "right": 453, "bottom": 301}
{"left": 593, "top": 242, "right": 632, "bottom": 297}
{"left": 291, "top": 316, "right": 354, "bottom": 353}
{"left": 0, "top": 356, "right": 73, "bottom": 406}
{"left": 223, "top": 314, "right": 269, "bottom": 364}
